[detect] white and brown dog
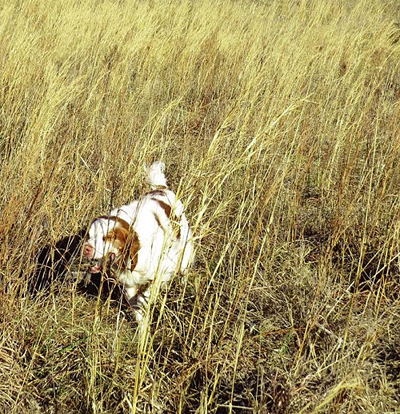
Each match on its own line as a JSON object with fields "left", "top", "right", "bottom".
{"left": 82, "top": 162, "right": 194, "bottom": 322}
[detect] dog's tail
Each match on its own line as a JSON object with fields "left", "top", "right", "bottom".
{"left": 147, "top": 161, "right": 168, "bottom": 189}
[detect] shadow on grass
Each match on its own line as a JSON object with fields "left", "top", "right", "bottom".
{"left": 29, "top": 229, "right": 124, "bottom": 304}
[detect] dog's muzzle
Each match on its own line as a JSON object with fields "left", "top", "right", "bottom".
{"left": 83, "top": 252, "right": 117, "bottom": 274}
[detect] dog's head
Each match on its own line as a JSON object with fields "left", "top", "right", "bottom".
{"left": 82, "top": 216, "right": 140, "bottom": 274}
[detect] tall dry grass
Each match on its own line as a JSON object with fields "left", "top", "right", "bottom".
{"left": 0, "top": 0, "right": 399, "bottom": 412}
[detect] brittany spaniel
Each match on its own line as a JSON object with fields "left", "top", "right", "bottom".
{"left": 82, "top": 162, "right": 194, "bottom": 322}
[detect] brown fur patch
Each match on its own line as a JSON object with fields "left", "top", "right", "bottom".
{"left": 96, "top": 215, "right": 130, "bottom": 231}
{"left": 113, "top": 216, "right": 131, "bottom": 231}
{"left": 128, "top": 231, "right": 140, "bottom": 271}
{"left": 103, "top": 222, "right": 140, "bottom": 272}
{"left": 153, "top": 213, "right": 164, "bottom": 230}
{"left": 152, "top": 200, "right": 181, "bottom": 239}
{"left": 103, "top": 227, "right": 127, "bottom": 250}
{"left": 146, "top": 189, "right": 166, "bottom": 197}
{"left": 153, "top": 199, "right": 172, "bottom": 217}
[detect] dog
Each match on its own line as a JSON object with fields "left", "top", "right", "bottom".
{"left": 82, "top": 162, "right": 194, "bottom": 322}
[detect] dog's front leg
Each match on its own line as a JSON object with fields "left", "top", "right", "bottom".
{"left": 124, "top": 285, "right": 149, "bottom": 323}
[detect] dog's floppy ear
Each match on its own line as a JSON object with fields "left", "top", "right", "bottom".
{"left": 104, "top": 218, "right": 140, "bottom": 272}
{"left": 114, "top": 227, "right": 140, "bottom": 271}
{"left": 104, "top": 227, "right": 129, "bottom": 252}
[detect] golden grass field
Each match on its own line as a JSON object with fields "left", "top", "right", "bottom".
{"left": 0, "top": 0, "right": 399, "bottom": 412}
